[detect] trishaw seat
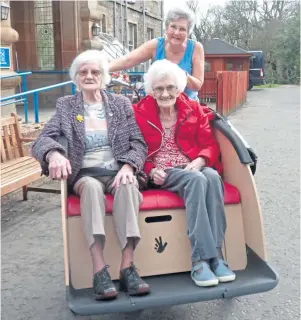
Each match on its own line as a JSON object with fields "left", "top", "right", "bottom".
{"left": 67, "top": 182, "right": 241, "bottom": 217}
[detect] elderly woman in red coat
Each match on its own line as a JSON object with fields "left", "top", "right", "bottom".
{"left": 134, "top": 59, "right": 236, "bottom": 287}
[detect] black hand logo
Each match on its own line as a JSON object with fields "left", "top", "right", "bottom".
{"left": 154, "top": 236, "right": 168, "bottom": 253}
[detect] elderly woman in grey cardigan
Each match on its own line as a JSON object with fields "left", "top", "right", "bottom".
{"left": 32, "top": 50, "right": 150, "bottom": 300}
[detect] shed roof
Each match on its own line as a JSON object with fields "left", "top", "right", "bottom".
{"left": 203, "top": 38, "right": 250, "bottom": 55}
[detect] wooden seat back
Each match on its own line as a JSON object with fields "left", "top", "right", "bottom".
{"left": 1, "top": 113, "right": 26, "bottom": 163}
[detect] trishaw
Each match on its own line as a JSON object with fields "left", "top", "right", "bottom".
{"left": 58, "top": 80, "right": 278, "bottom": 315}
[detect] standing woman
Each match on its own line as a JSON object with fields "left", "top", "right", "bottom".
{"left": 109, "top": 6, "right": 204, "bottom": 100}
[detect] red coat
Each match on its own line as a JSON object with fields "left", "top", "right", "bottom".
{"left": 133, "top": 93, "right": 223, "bottom": 176}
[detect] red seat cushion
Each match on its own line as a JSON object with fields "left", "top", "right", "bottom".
{"left": 67, "top": 182, "right": 240, "bottom": 217}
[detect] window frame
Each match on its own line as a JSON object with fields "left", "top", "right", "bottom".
{"left": 128, "top": 22, "right": 138, "bottom": 52}
{"left": 34, "top": 1, "right": 55, "bottom": 71}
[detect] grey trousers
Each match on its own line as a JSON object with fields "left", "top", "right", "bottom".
{"left": 162, "top": 167, "right": 226, "bottom": 262}
{"left": 73, "top": 176, "right": 143, "bottom": 250}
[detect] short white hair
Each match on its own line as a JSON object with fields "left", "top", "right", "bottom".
{"left": 144, "top": 60, "right": 187, "bottom": 95}
{"left": 165, "top": 6, "right": 196, "bottom": 35}
{"left": 69, "top": 50, "right": 111, "bottom": 90}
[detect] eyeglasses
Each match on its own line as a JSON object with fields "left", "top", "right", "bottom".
{"left": 152, "top": 85, "right": 177, "bottom": 95}
{"left": 169, "top": 24, "right": 188, "bottom": 34}
{"left": 78, "top": 69, "right": 101, "bottom": 77}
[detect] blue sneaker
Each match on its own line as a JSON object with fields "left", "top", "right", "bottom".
{"left": 191, "top": 261, "right": 219, "bottom": 287}
{"left": 210, "top": 258, "right": 236, "bottom": 283}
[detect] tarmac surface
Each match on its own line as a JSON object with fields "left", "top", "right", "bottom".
{"left": 1, "top": 86, "right": 300, "bottom": 320}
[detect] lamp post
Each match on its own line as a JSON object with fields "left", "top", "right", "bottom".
{"left": 91, "top": 23, "right": 101, "bottom": 37}
{"left": 1, "top": 2, "right": 10, "bottom": 20}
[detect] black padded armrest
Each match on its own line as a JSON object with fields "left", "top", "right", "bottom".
{"left": 213, "top": 116, "right": 258, "bottom": 174}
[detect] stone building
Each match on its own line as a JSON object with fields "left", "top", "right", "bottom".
{"left": 1, "top": 0, "right": 164, "bottom": 116}
{"left": 0, "top": 0, "right": 20, "bottom": 115}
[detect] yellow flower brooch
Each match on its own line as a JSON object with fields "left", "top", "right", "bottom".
{"left": 76, "top": 114, "right": 84, "bottom": 122}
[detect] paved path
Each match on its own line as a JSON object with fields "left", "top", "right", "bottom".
{"left": 2, "top": 86, "right": 300, "bottom": 320}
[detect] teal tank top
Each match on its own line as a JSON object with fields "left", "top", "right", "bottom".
{"left": 154, "top": 37, "right": 198, "bottom": 100}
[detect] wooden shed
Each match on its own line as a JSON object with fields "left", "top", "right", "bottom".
{"left": 203, "top": 38, "right": 251, "bottom": 73}
{"left": 200, "top": 39, "right": 252, "bottom": 100}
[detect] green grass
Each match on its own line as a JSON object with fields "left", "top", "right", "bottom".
{"left": 254, "top": 83, "right": 280, "bottom": 88}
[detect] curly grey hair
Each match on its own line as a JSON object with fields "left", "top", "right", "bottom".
{"left": 69, "top": 50, "right": 111, "bottom": 90}
{"left": 165, "top": 6, "right": 196, "bottom": 35}
{"left": 144, "top": 60, "right": 187, "bottom": 95}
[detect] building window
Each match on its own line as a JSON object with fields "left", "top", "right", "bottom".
{"left": 128, "top": 23, "right": 137, "bottom": 52}
{"left": 145, "top": 28, "right": 154, "bottom": 71}
{"left": 101, "top": 14, "right": 107, "bottom": 33}
{"left": 147, "top": 28, "right": 154, "bottom": 41}
{"left": 226, "top": 60, "right": 243, "bottom": 71}
{"left": 236, "top": 63, "right": 243, "bottom": 71}
{"left": 205, "top": 61, "right": 211, "bottom": 72}
{"left": 34, "top": 1, "right": 55, "bottom": 70}
{"left": 226, "top": 62, "right": 233, "bottom": 71}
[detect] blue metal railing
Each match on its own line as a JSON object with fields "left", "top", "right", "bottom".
{"left": 1, "top": 81, "right": 76, "bottom": 123}
{"left": 20, "top": 71, "right": 72, "bottom": 122}
{"left": 1, "top": 98, "right": 26, "bottom": 107}
{"left": 27, "top": 70, "right": 69, "bottom": 74}
{"left": 1, "top": 72, "right": 32, "bottom": 122}
{"left": 0, "top": 71, "right": 32, "bottom": 80}
{"left": 1, "top": 70, "right": 144, "bottom": 124}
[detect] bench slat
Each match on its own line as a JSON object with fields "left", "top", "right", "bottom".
{"left": 9, "top": 124, "right": 20, "bottom": 158}
{"left": 1, "top": 137, "right": 6, "bottom": 162}
{"left": 1, "top": 116, "right": 16, "bottom": 126}
{"left": 12, "top": 113, "right": 26, "bottom": 157}
{"left": 1, "top": 171, "right": 42, "bottom": 196}
{"left": 2, "top": 170, "right": 41, "bottom": 187}
{"left": 1, "top": 164, "right": 41, "bottom": 184}
{"left": 2, "top": 166, "right": 41, "bottom": 183}
{"left": 1, "top": 156, "right": 38, "bottom": 171}
{"left": 2, "top": 164, "right": 41, "bottom": 182}
{"left": 3, "top": 126, "right": 13, "bottom": 160}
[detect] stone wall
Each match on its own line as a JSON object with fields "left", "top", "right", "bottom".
{"left": 86, "top": 0, "right": 163, "bottom": 71}
{"left": 7, "top": 0, "right": 164, "bottom": 117}
{"left": 0, "top": 0, "right": 20, "bottom": 117}
{"left": 88, "top": 0, "right": 163, "bottom": 51}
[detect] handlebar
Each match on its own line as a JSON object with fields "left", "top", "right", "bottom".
{"left": 107, "top": 79, "right": 145, "bottom": 102}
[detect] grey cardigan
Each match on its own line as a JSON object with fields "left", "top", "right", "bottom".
{"left": 31, "top": 90, "right": 148, "bottom": 186}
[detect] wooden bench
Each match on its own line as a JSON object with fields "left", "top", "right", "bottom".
{"left": 1, "top": 113, "right": 59, "bottom": 200}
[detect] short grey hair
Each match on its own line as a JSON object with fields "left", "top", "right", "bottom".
{"left": 144, "top": 60, "right": 187, "bottom": 95}
{"left": 165, "top": 6, "right": 196, "bottom": 35}
{"left": 69, "top": 50, "right": 111, "bottom": 90}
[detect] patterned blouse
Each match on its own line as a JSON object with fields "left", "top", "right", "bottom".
{"left": 82, "top": 102, "right": 119, "bottom": 170}
{"left": 153, "top": 125, "right": 190, "bottom": 170}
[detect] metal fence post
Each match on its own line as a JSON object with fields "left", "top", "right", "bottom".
{"left": 33, "top": 92, "right": 39, "bottom": 123}
{"left": 72, "top": 83, "right": 76, "bottom": 95}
